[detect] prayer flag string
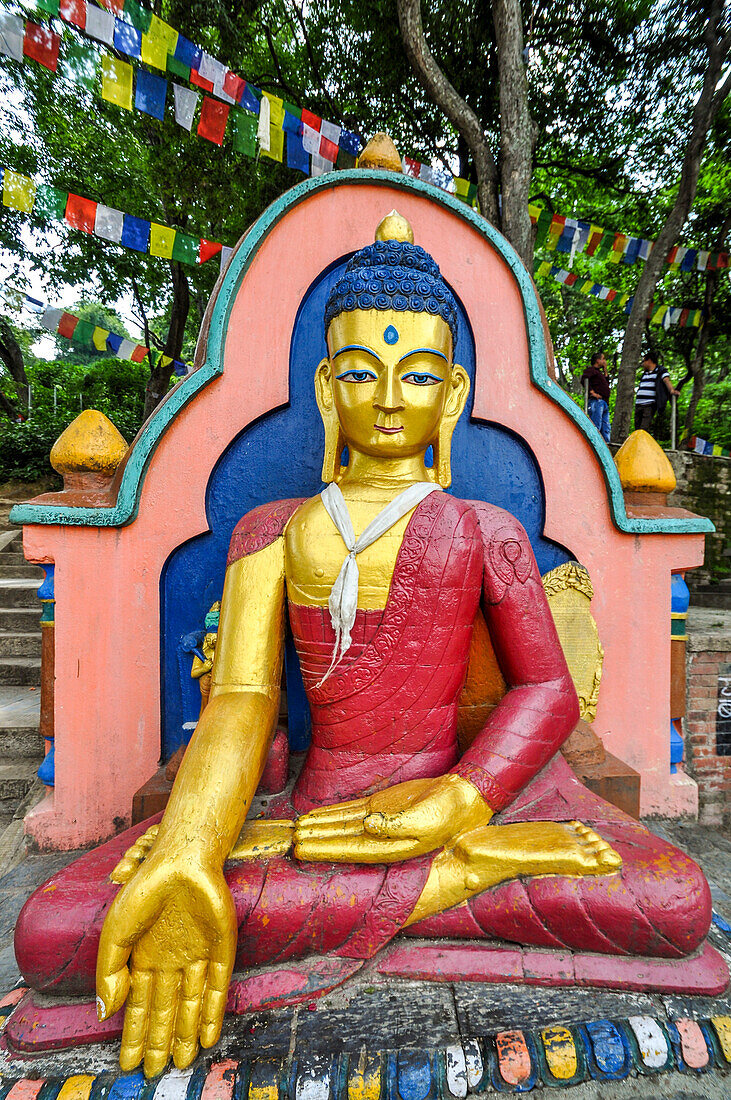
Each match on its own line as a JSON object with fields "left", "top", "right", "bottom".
{"left": 1, "top": 165, "right": 224, "bottom": 267}
{"left": 0, "top": 282, "right": 191, "bottom": 373}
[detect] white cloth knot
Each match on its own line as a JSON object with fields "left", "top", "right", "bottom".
{"left": 317, "top": 480, "right": 441, "bottom": 685}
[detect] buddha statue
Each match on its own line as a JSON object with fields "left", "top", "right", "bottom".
{"left": 15, "top": 213, "right": 711, "bottom": 1080}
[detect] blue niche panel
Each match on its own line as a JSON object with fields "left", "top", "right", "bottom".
{"left": 160, "top": 256, "right": 572, "bottom": 758}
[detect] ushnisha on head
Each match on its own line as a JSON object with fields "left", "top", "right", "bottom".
{"left": 315, "top": 212, "right": 470, "bottom": 487}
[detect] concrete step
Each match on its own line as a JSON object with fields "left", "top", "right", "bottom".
{"left": 0, "top": 581, "right": 40, "bottom": 609}
{"left": 0, "top": 658, "right": 41, "bottom": 686}
{"left": 0, "top": 554, "right": 32, "bottom": 568}
{"left": 691, "top": 590, "right": 731, "bottom": 611}
{"left": 0, "top": 531, "right": 21, "bottom": 554}
{"left": 0, "top": 725, "right": 44, "bottom": 758}
{"left": 0, "top": 760, "right": 39, "bottom": 805}
{"left": 0, "top": 632, "right": 41, "bottom": 657}
{"left": 0, "top": 563, "right": 44, "bottom": 580}
{"left": 0, "top": 608, "right": 41, "bottom": 631}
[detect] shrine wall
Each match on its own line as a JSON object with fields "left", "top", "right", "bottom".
{"left": 685, "top": 626, "right": 731, "bottom": 826}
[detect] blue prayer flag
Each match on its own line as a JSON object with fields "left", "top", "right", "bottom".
{"left": 340, "top": 130, "right": 361, "bottom": 156}
{"left": 555, "top": 225, "right": 575, "bottom": 254}
{"left": 106, "top": 332, "right": 123, "bottom": 354}
{"left": 622, "top": 237, "right": 641, "bottom": 265}
{"left": 135, "top": 70, "right": 167, "bottom": 121}
{"left": 174, "top": 35, "right": 201, "bottom": 69}
{"left": 283, "top": 110, "right": 302, "bottom": 135}
{"left": 121, "top": 215, "right": 151, "bottom": 252}
{"left": 173, "top": 360, "right": 188, "bottom": 376}
{"left": 703, "top": 439, "right": 713, "bottom": 454}
{"left": 287, "top": 130, "right": 309, "bottom": 174}
{"left": 680, "top": 249, "right": 697, "bottom": 272}
{"left": 239, "top": 83, "right": 260, "bottom": 113}
{"left": 113, "top": 19, "right": 142, "bottom": 59}
{"left": 590, "top": 283, "right": 601, "bottom": 296}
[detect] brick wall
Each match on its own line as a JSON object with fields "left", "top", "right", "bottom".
{"left": 684, "top": 633, "right": 731, "bottom": 826}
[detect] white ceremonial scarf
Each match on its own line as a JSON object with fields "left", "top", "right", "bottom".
{"left": 317, "top": 480, "right": 442, "bottom": 684}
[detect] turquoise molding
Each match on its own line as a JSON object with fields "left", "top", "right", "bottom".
{"left": 10, "top": 170, "right": 713, "bottom": 535}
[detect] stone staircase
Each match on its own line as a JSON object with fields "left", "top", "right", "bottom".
{"left": 0, "top": 528, "right": 44, "bottom": 830}
{"left": 689, "top": 576, "right": 731, "bottom": 611}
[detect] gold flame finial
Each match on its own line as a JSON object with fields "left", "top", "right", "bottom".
{"left": 375, "top": 210, "right": 414, "bottom": 245}
{"left": 357, "top": 133, "right": 403, "bottom": 173}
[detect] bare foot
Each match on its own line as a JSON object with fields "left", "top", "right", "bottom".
{"left": 407, "top": 820, "right": 621, "bottom": 926}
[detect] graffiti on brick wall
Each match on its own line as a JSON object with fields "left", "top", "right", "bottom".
{"left": 717, "top": 664, "right": 731, "bottom": 756}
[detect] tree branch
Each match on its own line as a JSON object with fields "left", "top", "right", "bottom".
{"left": 396, "top": 0, "right": 500, "bottom": 225}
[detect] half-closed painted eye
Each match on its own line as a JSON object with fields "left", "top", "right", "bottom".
{"left": 335, "top": 368, "right": 378, "bottom": 383}
{"left": 402, "top": 371, "right": 443, "bottom": 386}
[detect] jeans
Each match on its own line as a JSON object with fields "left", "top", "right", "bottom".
{"left": 588, "top": 397, "right": 611, "bottom": 443}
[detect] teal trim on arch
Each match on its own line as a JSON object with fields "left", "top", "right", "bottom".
{"left": 10, "top": 170, "right": 714, "bottom": 535}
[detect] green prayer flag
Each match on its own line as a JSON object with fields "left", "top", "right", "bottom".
{"left": 125, "top": 0, "right": 152, "bottom": 33}
{"left": 171, "top": 232, "right": 199, "bottom": 264}
{"left": 282, "top": 100, "right": 302, "bottom": 120}
{"left": 336, "top": 149, "right": 356, "bottom": 171}
{"left": 71, "top": 320, "right": 95, "bottom": 346}
{"left": 594, "top": 232, "right": 614, "bottom": 259}
{"left": 35, "top": 184, "right": 67, "bottom": 221}
{"left": 37, "top": 0, "right": 60, "bottom": 14}
{"left": 534, "top": 208, "right": 552, "bottom": 248}
{"left": 167, "top": 55, "right": 191, "bottom": 81}
{"left": 61, "top": 42, "right": 98, "bottom": 92}
{"left": 231, "top": 110, "right": 257, "bottom": 157}
{"left": 467, "top": 183, "right": 478, "bottom": 206}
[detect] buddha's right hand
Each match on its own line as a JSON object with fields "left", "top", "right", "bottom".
{"left": 96, "top": 850, "right": 237, "bottom": 1078}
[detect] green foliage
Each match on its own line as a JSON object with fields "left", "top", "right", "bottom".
{"left": 0, "top": 356, "right": 146, "bottom": 480}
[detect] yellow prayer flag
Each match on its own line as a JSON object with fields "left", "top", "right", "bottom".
{"left": 579, "top": 280, "right": 593, "bottom": 293}
{"left": 651, "top": 305, "right": 666, "bottom": 324}
{"left": 160, "top": 354, "right": 172, "bottom": 367}
{"left": 454, "top": 178, "right": 470, "bottom": 200}
{"left": 141, "top": 31, "right": 168, "bottom": 69}
{"left": 262, "top": 125, "right": 284, "bottom": 162}
{"left": 2, "top": 170, "right": 36, "bottom": 214}
{"left": 101, "top": 56, "right": 133, "bottom": 110}
{"left": 536, "top": 261, "right": 551, "bottom": 277}
{"left": 528, "top": 203, "right": 541, "bottom": 221}
{"left": 618, "top": 293, "right": 630, "bottom": 307}
{"left": 263, "top": 92, "right": 284, "bottom": 129}
{"left": 150, "top": 223, "right": 176, "bottom": 258}
{"left": 148, "top": 15, "right": 178, "bottom": 55}
{"left": 92, "top": 327, "right": 109, "bottom": 351}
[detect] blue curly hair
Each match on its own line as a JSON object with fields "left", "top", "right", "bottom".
{"left": 324, "top": 239, "right": 458, "bottom": 347}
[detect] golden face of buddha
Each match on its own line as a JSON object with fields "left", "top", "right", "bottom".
{"left": 316, "top": 309, "right": 470, "bottom": 484}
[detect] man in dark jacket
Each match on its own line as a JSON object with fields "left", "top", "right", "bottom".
{"left": 581, "top": 351, "right": 611, "bottom": 442}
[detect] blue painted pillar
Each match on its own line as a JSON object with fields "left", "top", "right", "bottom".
{"left": 37, "top": 564, "right": 55, "bottom": 787}
{"left": 670, "top": 573, "right": 689, "bottom": 774}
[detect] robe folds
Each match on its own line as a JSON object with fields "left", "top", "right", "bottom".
{"left": 15, "top": 494, "right": 711, "bottom": 997}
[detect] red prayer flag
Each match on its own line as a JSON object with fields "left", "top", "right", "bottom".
{"left": 718, "top": 252, "right": 729, "bottom": 267}
{"left": 565, "top": 273, "right": 578, "bottom": 286}
{"left": 23, "top": 22, "right": 61, "bottom": 71}
{"left": 101, "top": 0, "right": 124, "bottom": 12}
{"left": 301, "top": 108, "right": 321, "bottom": 131}
{"left": 223, "top": 71, "right": 245, "bottom": 101}
{"left": 403, "top": 157, "right": 420, "bottom": 178}
{"left": 130, "top": 345, "right": 148, "bottom": 363}
{"left": 190, "top": 69, "right": 215, "bottom": 93}
{"left": 667, "top": 246, "right": 678, "bottom": 264}
{"left": 606, "top": 289, "right": 617, "bottom": 302}
{"left": 679, "top": 308, "right": 689, "bottom": 327}
{"left": 319, "top": 135, "right": 338, "bottom": 162}
{"left": 586, "top": 229, "right": 603, "bottom": 256}
{"left": 58, "top": 313, "right": 79, "bottom": 339}
{"left": 65, "top": 193, "right": 97, "bottom": 233}
{"left": 59, "top": 0, "right": 86, "bottom": 29}
{"left": 197, "top": 97, "right": 230, "bottom": 145}
{"left": 199, "top": 239, "right": 223, "bottom": 264}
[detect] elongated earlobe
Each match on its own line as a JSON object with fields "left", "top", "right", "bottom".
{"left": 432, "top": 364, "right": 470, "bottom": 488}
{"left": 315, "top": 358, "right": 346, "bottom": 483}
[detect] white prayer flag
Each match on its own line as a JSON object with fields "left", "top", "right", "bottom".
{"left": 257, "top": 93, "right": 271, "bottom": 151}
{"left": 220, "top": 245, "right": 233, "bottom": 273}
{"left": 198, "top": 51, "right": 226, "bottom": 85}
{"left": 320, "top": 119, "right": 341, "bottom": 146}
{"left": 697, "top": 250, "right": 710, "bottom": 271}
{"left": 94, "top": 205, "right": 124, "bottom": 243}
{"left": 0, "top": 12, "right": 24, "bottom": 61}
{"left": 117, "top": 339, "right": 137, "bottom": 360}
{"left": 85, "top": 5, "right": 115, "bottom": 45}
{"left": 419, "top": 164, "right": 434, "bottom": 184}
{"left": 311, "top": 153, "right": 334, "bottom": 176}
{"left": 638, "top": 239, "right": 652, "bottom": 261}
{"left": 212, "top": 80, "right": 234, "bottom": 105}
{"left": 40, "top": 307, "right": 64, "bottom": 333}
{"left": 173, "top": 84, "right": 199, "bottom": 131}
{"left": 302, "top": 123, "right": 320, "bottom": 155}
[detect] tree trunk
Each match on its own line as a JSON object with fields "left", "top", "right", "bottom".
{"left": 143, "top": 262, "right": 190, "bottom": 422}
{"left": 396, "top": 0, "right": 500, "bottom": 225}
{"left": 0, "top": 319, "right": 28, "bottom": 415}
{"left": 683, "top": 212, "right": 730, "bottom": 439}
{"left": 492, "top": 0, "right": 534, "bottom": 268}
{"left": 612, "top": 2, "right": 731, "bottom": 442}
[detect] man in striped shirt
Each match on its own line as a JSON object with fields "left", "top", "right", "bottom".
{"left": 634, "top": 351, "right": 678, "bottom": 436}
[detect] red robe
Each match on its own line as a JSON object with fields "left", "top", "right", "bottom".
{"left": 15, "top": 494, "right": 711, "bottom": 997}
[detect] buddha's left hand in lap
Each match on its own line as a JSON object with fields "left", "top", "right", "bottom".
{"left": 293, "top": 773, "right": 493, "bottom": 863}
